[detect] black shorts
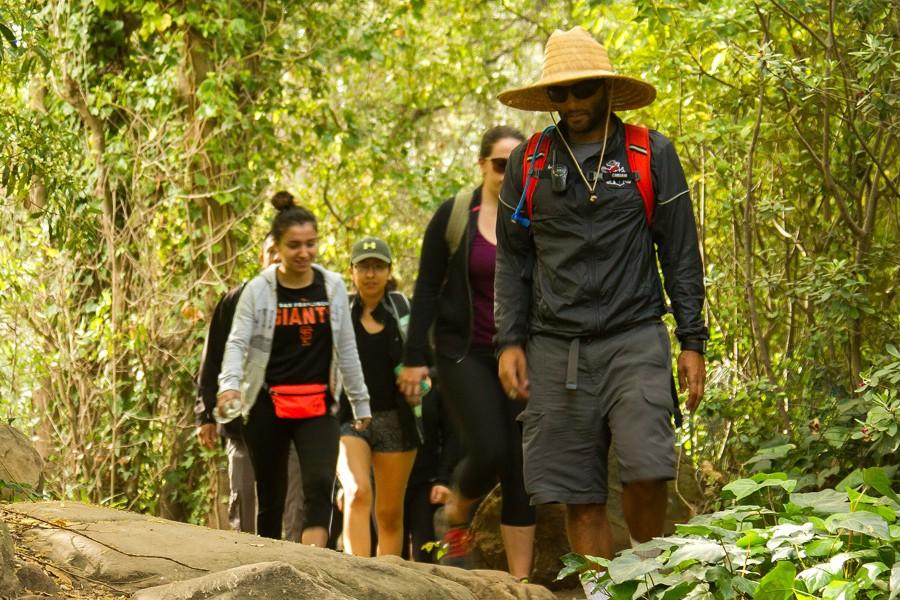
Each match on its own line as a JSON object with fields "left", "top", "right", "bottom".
{"left": 340, "top": 409, "right": 417, "bottom": 453}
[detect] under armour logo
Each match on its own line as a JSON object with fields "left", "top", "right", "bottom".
{"left": 363, "top": 242, "right": 376, "bottom": 250}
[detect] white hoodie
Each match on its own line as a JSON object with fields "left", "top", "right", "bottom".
{"left": 217, "top": 263, "right": 371, "bottom": 420}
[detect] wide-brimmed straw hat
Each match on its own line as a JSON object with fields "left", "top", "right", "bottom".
{"left": 498, "top": 26, "right": 656, "bottom": 112}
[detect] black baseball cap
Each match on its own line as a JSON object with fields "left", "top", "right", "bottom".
{"left": 350, "top": 236, "right": 392, "bottom": 265}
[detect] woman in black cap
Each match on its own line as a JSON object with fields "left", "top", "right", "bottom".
{"left": 336, "top": 236, "right": 420, "bottom": 556}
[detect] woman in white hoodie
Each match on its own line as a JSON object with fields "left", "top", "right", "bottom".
{"left": 217, "top": 191, "right": 370, "bottom": 546}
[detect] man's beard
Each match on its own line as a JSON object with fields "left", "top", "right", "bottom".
{"left": 562, "top": 98, "right": 610, "bottom": 134}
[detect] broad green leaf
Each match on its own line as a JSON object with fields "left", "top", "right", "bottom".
{"left": 557, "top": 552, "right": 595, "bottom": 580}
{"left": 755, "top": 561, "right": 796, "bottom": 600}
{"left": 665, "top": 541, "right": 727, "bottom": 568}
{"left": 752, "top": 473, "right": 790, "bottom": 482}
{"left": 766, "top": 522, "right": 814, "bottom": 550}
{"left": 825, "top": 512, "right": 891, "bottom": 540}
{"left": 662, "top": 581, "right": 695, "bottom": 600}
{"left": 862, "top": 467, "right": 900, "bottom": 505}
{"left": 835, "top": 470, "right": 866, "bottom": 493}
{"left": 791, "top": 489, "right": 851, "bottom": 514}
{"left": 821, "top": 579, "right": 858, "bottom": 599}
{"left": 805, "top": 537, "right": 844, "bottom": 557}
{"left": 798, "top": 565, "right": 836, "bottom": 594}
{"left": 890, "top": 564, "right": 900, "bottom": 600}
{"left": 607, "top": 580, "right": 638, "bottom": 599}
{"left": 723, "top": 477, "right": 795, "bottom": 502}
{"left": 737, "top": 530, "right": 767, "bottom": 547}
{"left": 607, "top": 553, "right": 660, "bottom": 584}
{"left": 676, "top": 523, "right": 740, "bottom": 541}
{"left": 705, "top": 566, "right": 736, "bottom": 600}
{"left": 857, "top": 503, "right": 897, "bottom": 523}
{"left": 732, "top": 576, "right": 758, "bottom": 596}
{"left": 723, "top": 479, "right": 762, "bottom": 501}
{"left": 854, "top": 562, "right": 887, "bottom": 589}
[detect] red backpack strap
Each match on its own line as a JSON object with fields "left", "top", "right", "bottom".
{"left": 624, "top": 123, "right": 654, "bottom": 225}
{"left": 521, "top": 130, "right": 554, "bottom": 221}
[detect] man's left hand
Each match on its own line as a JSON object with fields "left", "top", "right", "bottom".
{"left": 677, "top": 351, "right": 706, "bottom": 413}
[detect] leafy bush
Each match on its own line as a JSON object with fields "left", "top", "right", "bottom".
{"left": 560, "top": 469, "right": 899, "bottom": 599}
{"left": 745, "top": 348, "right": 900, "bottom": 492}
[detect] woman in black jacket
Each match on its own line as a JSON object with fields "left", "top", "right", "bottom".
{"left": 337, "top": 236, "right": 419, "bottom": 557}
{"left": 398, "top": 126, "right": 535, "bottom": 580}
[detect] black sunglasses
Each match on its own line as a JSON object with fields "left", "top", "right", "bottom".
{"left": 546, "top": 80, "right": 604, "bottom": 103}
{"left": 488, "top": 157, "right": 508, "bottom": 174}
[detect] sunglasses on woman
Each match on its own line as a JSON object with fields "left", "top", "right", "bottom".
{"left": 488, "top": 157, "right": 508, "bottom": 174}
{"left": 546, "top": 80, "right": 604, "bottom": 103}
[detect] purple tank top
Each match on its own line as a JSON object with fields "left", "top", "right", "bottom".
{"left": 469, "top": 226, "right": 497, "bottom": 347}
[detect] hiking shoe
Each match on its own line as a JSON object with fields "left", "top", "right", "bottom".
{"left": 439, "top": 525, "right": 474, "bottom": 569}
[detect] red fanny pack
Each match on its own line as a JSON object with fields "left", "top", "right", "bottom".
{"left": 268, "top": 384, "right": 328, "bottom": 419}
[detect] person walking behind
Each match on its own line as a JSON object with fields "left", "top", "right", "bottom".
{"left": 401, "top": 379, "right": 462, "bottom": 562}
{"left": 495, "top": 27, "right": 708, "bottom": 598}
{"left": 398, "top": 126, "right": 536, "bottom": 581}
{"left": 217, "top": 192, "right": 371, "bottom": 546}
{"left": 194, "top": 235, "right": 305, "bottom": 540}
{"left": 337, "top": 236, "right": 419, "bottom": 557}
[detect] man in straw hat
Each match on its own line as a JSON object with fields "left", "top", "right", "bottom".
{"left": 494, "top": 26, "right": 708, "bottom": 591}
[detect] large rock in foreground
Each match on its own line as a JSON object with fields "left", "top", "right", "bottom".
{"left": 7, "top": 501, "right": 554, "bottom": 600}
{"left": 133, "top": 561, "right": 362, "bottom": 599}
{"left": 0, "top": 423, "right": 43, "bottom": 500}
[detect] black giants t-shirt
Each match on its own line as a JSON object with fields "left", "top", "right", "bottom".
{"left": 266, "top": 271, "right": 332, "bottom": 387}
{"left": 353, "top": 318, "right": 399, "bottom": 413}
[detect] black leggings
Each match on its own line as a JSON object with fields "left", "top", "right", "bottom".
{"left": 402, "top": 480, "right": 437, "bottom": 562}
{"left": 437, "top": 349, "right": 536, "bottom": 527}
{"left": 243, "top": 391, "right": 339, "bottom": 539}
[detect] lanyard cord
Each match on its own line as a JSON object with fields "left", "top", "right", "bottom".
{"left": 549, "top": 82, "right": 615, "bottom": 203}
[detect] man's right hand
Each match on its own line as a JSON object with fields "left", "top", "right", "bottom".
{"left": 196, "top": 423, "right": 217, "bottom": 449}
{"left": 397, "top": 366, "right": 430, "bottom": 405}
{"left": 498, "top": 345, "right": 529, "bottom": 401}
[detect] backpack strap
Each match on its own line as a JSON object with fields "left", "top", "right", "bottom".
{"left": 386, "top": 291, "right": 411, "bottom": 343}
{"left": 511, "top": 126, "right": 555, "bottom": 228}
{"left": 445, "top": 187, "right": 474, "bottom": 256}
{"left": 624, "top": 123, "right": 654, "bottom": 225}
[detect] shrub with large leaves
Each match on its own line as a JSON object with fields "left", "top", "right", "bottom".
{"left": 560, "top": 469, "right": 899, "bottom": 599}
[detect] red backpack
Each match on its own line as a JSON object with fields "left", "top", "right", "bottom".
{"left": 510, "top": 124, "right": 654, "bottom": 228}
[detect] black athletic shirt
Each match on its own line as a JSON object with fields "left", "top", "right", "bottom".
{"left": 266, "top": 271, "right": 332, "bottom": 387}
{"left": 353, "top": 318, "right": 399, "bottom": 413}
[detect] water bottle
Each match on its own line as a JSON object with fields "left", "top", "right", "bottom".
{"left": 395, "top": 364, "right": 430, "bottom": 416}
{"left": 214, "top": 396, "right": 242, "bottom": 424}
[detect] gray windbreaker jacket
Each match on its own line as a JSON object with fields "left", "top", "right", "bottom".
{"left": 217, "top": 263, "right": 371, "bottom": 420}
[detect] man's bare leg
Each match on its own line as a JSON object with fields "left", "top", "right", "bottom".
{"left": 565, "top": 503, "right": 613, "bottom": 559}
{"left": 622, "top": 480, "right": 667, "bottom": 543}
{"left": 566, "top": 504, "right": 613, "bottom": 599}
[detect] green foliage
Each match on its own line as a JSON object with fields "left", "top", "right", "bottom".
{"left": 0, "top": 0, "right": 896, "bottom": 527}
{"left": 741, "top": 353, "right": 900, "bottom": 494}
{"left": 562, "top": 470, "right": 900, "bottom": 599}
{"left": 0, "top": 479, "right": 43, "bottom": 502}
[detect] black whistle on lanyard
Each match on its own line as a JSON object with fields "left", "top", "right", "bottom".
{"left": 550, "top": 164, "right": 568, "bottom": 193}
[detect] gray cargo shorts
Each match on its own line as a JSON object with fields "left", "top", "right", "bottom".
{"left": 519, "top": 321, "right": 676, "bottom": 505}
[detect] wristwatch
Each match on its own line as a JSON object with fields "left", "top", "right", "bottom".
{"left": 681, "top": 339, "right": 706, "bottom": 355}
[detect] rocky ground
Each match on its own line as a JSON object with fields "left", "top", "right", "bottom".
{"left": 1, "top": 500, "right": 559, "bottom": 600}
{"left": 0, "top": 422, "right": 702, "bottom": 599}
